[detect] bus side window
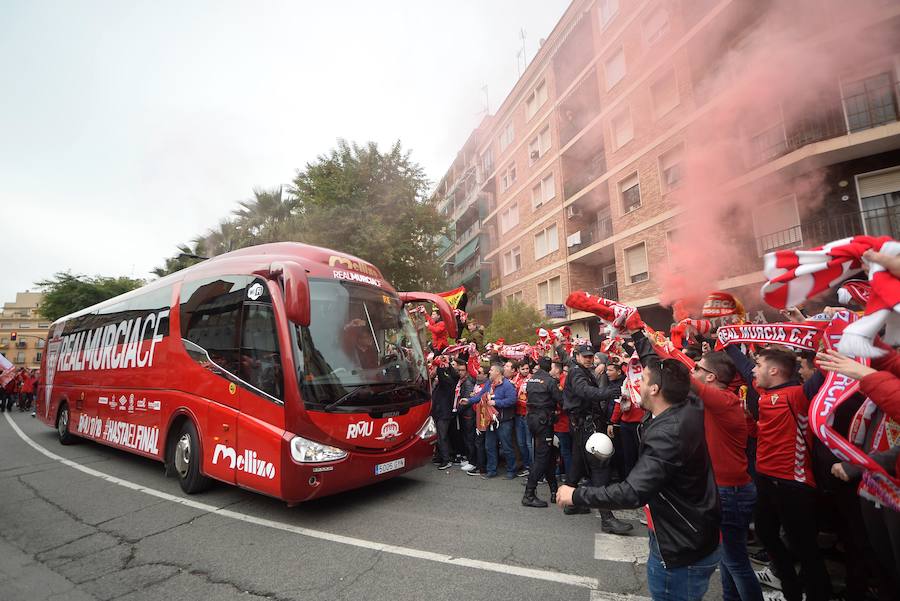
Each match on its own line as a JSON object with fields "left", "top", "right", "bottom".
{"left": 240, "top": 302, "right": 282, "bottom": 400}
{"left": 180, "top": 277, "right": 250, "bottom": 377}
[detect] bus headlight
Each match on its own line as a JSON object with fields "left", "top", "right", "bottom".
{"left": 416, "top": 416, "right": 437, "bottom": 440}
{"left": 290, "top": 435, "right": 348, "bottom": 463}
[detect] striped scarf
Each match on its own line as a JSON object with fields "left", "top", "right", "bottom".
{"left": 761, "top": 235, "right": 900, "bottom": 358}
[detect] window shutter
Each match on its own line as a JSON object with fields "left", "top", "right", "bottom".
{"left": 858, "top": 168, "right": 900, "bottom": 198}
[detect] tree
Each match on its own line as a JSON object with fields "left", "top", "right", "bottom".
{"left": 483, "top": 301, "right": 543, "bottom": 346}
{"left": 289, "top": 140, "right": 448, "bottom": 290}
{"left": 152, "top": 243, "right": 207, "bottom": 278}
{"left": 36, "top": 272, "right": 144, "bottom": 321}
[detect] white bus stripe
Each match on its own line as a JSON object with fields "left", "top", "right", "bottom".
{"left": 6, "top": 414, "right": 600, "bottom": 590}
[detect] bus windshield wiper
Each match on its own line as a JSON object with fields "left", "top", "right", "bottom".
{"left": 323, "top": 384, "right": 373, "bottom": 412}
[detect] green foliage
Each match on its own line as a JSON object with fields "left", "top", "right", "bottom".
{"left": 153, "top": 142, "right": 448, "bottom": 290}
{"left": 483, "top": 301, "right": 543, "bottom": 345}
{"left": 36, "top": 272, "right": 144, "bottom": 321}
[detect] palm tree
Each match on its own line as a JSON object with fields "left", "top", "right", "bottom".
{"left": 232, "top": 186, "right": 296, "bottom": 243}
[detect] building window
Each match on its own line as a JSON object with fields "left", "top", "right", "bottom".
{"left": 619, "top": 173, "right": 641, "bottom": 213}
{"left": 507, "top": 291, "right": 524, "bottom": 304}
{"left": 666, "top": 229, "right": 683, "bottom": 270}
{"left": 532, "top": 173, "right": 556, "bottom": 209}
{"left": 1, "top": 322, "right": 13, "bottom": 328}
{"left": 499, "top": 120, "right": 515, "bottom": 152}
{"left": 856, "top": 167, "right": 900, "bottom": 239}
{"left": 658, "top": 144, "right": 684, "bottom": 193}
{"left": 651, "top": 69, "right": 679, "bottom": 118}
{"left": 526, "top": 80, "right": 548, "bottom": 120}
{"left": 752, "top": 194, "right": 802, "bottom": 255}
{"left": 19, "top": 323, "right": 29, "bottom": 329}
{"left": 625, "top": 243, "right": 650, "bottom": 284}
{"left": 611, "top": 109, "right": 633, "bottom": 149}
{"left": 35, "top": 351, "right": 42, "bottom": 363}
{"left": 528, "top": 126, "right": 552, "bottom": 164}
{"left": 644, "top": 6, "right": 669, "bottom": 45}
{"left": 599, "top": 0, "right": 619, "bottom": 27}
{"left": 502, "top": 247, "right": 522, "bottom": 275}
{"left": 842, "top": 72, "right": 898, "bottom": 132}
{"left": 38, "top": 322, "right": 50, "bottom": 328}
{"left": 481, "top": 149, "right": 494, "bottom": 176}
{"left": 501, "top": 162, "right": 517, "bottom": 191}
{"left": 499, "top": 203, "right": 519, "bottom": 234}
{"left": 534, "top": 223, "right": 560, "bottom": 259}
{"left": 605, "top": 48, "right": 626, "bottom": 90}
{"left": 36, "top": 338, "right": 46, "bottom": 349}
{"left": 15, "top": 351, "right": 25, "bottom": 363}
{"left": 537, "top": 276, "right": 562, "bottom": 308}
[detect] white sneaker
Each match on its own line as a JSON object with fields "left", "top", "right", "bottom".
{"left": 756, "top": 566, "right": 782, "bottom": 590}
{"left": 460, "top": 462, "right": 475, "bottom": 472}
{"left": 762, "top": 590, "right": 787, "bottom": 601}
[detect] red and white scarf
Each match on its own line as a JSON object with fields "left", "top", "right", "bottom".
{"left": 809, "top": 311, "right": 900, "bottom": 511}
{"left": 565, "top": 291, "right": 644, "bottom": 337}
{"left": 716, "top": 323, "right": 822, "bottom": 352}
{"left": 761, "top": 235, "right": 900, "bottom": 358}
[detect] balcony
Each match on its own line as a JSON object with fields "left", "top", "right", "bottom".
{"left": 567, "top": 214, "right": 613, "bottom": 252}
{"left": 551, "top": 9, "right": 594, "bottom": 94}
{"left": 746, "top": 75, "right": 900, "bottom": 169}
{"left": 586, "top": 282, "right": 619, "bottom": 302}
{"left": 559, "top": 69, "right": 601, "bottom": 148}
{"left": 754, "top": 206, "right": 900, "bottom": 257}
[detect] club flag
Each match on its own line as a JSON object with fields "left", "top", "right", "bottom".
{"left": 438, "top": 286, "right": 468, "bottom": 312}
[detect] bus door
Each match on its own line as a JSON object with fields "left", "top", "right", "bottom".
{"left": 179, "top": 276, "right": 250, "bottom": 484}
{"left": 235, "top": 279, "right": 285, "bottom": 496}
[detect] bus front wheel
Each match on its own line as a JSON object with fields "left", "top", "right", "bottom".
{"left": 56, "top": 403, "right": 76, "bottom": 445}
{"left": 170, "top": 420, "right": 212, "bottom": 494}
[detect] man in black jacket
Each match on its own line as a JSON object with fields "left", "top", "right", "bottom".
{"left": 556, "top": 330, "right": 721, "bottom": 600}
{"left": 522, "top": 356, "right": 562, "bottom": 508}
{"left": 453, "top": 358, "right": 478, "bottom": 471}
{"left": 431, "top": 360, "right": 458, "bottom": 470}
{"left": 558, "top": 343, "right": 633, "bottom": 534}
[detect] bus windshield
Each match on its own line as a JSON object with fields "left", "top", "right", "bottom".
{"left": 295, "top": 278, "right": 428, "bottom": 408}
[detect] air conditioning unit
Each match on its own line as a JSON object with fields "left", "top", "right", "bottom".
{"left": 566, "top": 231, "right": 583, "bottom": 248}
{"left": 566, "top": 206, "right": 582, "bottom": 219}
{"left": 530, "top": 150, "right": 540, "bottom": 160}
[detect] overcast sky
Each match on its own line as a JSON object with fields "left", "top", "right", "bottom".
{"left": 0, "top": 0, "right": 569, "bottom": 304}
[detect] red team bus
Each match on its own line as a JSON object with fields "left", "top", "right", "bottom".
{"left": 37, "top": 242, "right": 455, "bottom": 503}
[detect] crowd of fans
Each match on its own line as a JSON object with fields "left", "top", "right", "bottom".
{"left": 0, "top": 367, "right": 38, "bottom": 415}
{"left": 417, "top": 247, "right": 900, "bottom": 601}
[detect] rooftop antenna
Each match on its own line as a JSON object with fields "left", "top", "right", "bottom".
{"left": 481, "top": 85, "right": 490, "bottom": 116}
{"left": 516, "top": 28, "right": 528, "bottom": 77}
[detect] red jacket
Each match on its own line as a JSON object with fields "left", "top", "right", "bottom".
{"left": 863, "top": 343, "right": 900, "bottom": 421}
{"left": 610, "top": 398, "right": 645, "bottom": 424}
{"left": 426, "top": 315, "right": 448, "bottom": 350}
{"left": 692, "top": 381, "right": 751, "bottom": 487}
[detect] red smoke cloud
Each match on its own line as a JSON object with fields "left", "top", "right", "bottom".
{"left": 659, "top": 0, "right": 898, "bottom": 314}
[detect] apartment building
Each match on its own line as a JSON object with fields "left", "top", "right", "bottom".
{"left": 435, "top": 0, "right": 900, "bottom": 341}
{"left": 0, "top": 291, "right": 48, "bottom": 370}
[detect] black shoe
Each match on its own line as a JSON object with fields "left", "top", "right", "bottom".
{"left": 601, "top": 515, "right": 634, "bottom": 535}
{"left": 550, "top": 491, "right": 557, "bottom": 504}
{"left": 564, "top": 505, "right": 590, "bottom": 515}
{"left": 437, "top": 462, "right": 452, "bottom": 470}
{"left": 516, "top": 469, "right": 530, "bottom": 478}
{"left": 521, "top": 494, "right": 548, "bottom": 508}
{"left": 467, "top": 469, "right": 485, "bottom": 477}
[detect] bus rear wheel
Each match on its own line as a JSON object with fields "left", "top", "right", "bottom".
{"left": 170, "top": 420, "right": 212, "bottom": 494}
{"left": 56, "top": 403, "right": 76, "bottom": 445}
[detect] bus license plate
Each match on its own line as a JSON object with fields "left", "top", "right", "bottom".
{"left": 374, "top": 458, "right": 405, "bottom": 475}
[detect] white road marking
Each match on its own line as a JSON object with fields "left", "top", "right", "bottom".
{"left": 6, "top": 414, "right": 599, "bottom": 590}
{"left": 594, "top": 532, "right": 649, "bottom": 563}
{"left": 590, "top": 592, "right": 651, "bottom": 601}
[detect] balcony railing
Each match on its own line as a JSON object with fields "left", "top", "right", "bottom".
{"left": 755, "top": 206, "right": 899, "bottom": 257}
{"left": 564, "top": 155, "right": 607, "bottom": 199}
{"left": 586, "top": 282, "right": 619, "bottom": 302}
{"left": 568, "top": 215, "right": 613, "bottom": 252}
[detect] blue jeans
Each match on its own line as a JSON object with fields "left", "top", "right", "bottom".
{"left": 514, "top": 415, "right": 532, "bottom": 470}
{"left": 485, "top": 421, "right": 517, "bottom": 476}
{"left": 555, "top": 430, "right": 572, "bottom": 480}
{"left": 647, "top": 534, "right": 720, "bottom": 601}
{"left": 720, "top": 482, "right": 763, "bottom": 601}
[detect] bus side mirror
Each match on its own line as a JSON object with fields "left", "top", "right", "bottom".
{"left": 398, "top": 292, "right": 458, "bottom": 339}
{"left": 266, "top": 261, "right": 310, "bottom": 327}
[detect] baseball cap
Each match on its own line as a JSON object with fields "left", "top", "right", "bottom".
{"left": 576, "top": 344, "right": 595, "bottom": 356}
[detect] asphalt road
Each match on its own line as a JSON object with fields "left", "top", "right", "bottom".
{"left": 0, "top": 411, "right": 721, "bottom": 601}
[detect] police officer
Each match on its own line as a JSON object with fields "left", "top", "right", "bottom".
{"left": 558, "top": 343, "right": 633, "bottom": 534}
{"left": 522, "top": 356, "right": 561, "bottom": 508}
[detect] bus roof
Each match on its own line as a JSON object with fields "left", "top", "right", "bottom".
{"left": 51, "top": 242, "right": 392, "bottom": 326}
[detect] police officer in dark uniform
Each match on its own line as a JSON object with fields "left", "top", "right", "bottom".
{"left": 558, "top": 343, "right": 633, "bottom": 534}
{"left": 521, "top": 356, "right": 561, "bottom": 508}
